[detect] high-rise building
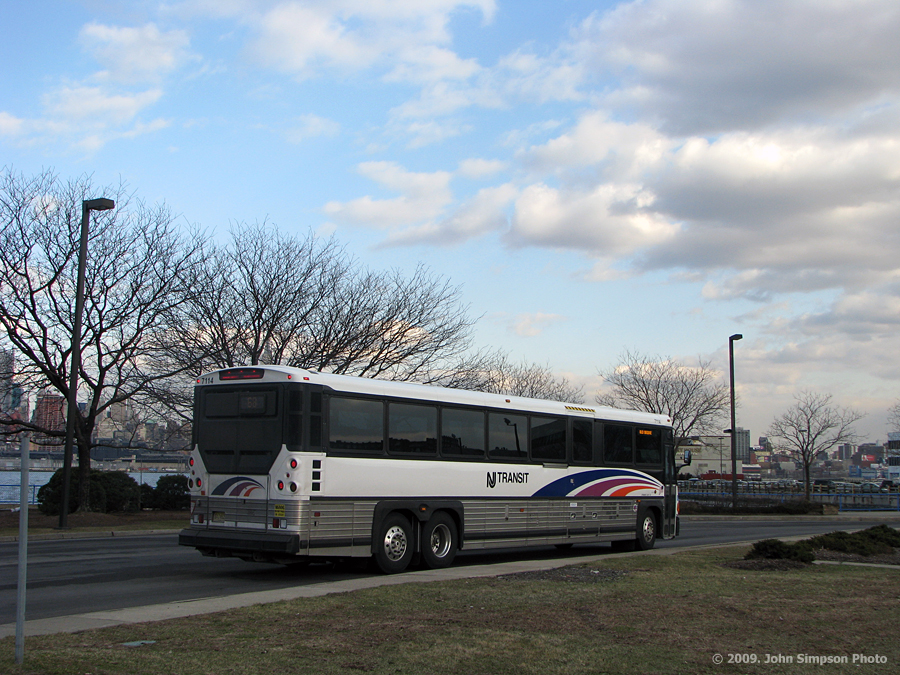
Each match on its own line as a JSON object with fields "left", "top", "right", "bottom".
{"left": 735, "top": 427, "right": 751, "bottom": 463}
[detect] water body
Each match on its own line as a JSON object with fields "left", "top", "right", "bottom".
{"left": 0, "top": 470, "right": 188, "bottom": 504}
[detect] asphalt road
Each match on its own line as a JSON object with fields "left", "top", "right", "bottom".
{"left": 1, "top": 516, "right": 897, "bottom": 626}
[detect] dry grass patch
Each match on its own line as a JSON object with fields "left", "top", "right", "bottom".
{"left": 2, "top": 546, "right": 898, "bottom": 675}
{"left": 0, "top": 508, "right": 187, "bottom": 537}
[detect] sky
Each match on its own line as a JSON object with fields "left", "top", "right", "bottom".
{"left": 2, "top": 0, "right": 900, "bottom": 446}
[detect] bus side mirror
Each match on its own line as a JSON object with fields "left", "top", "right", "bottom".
{"left": 682, "top": 449, "right": 692, "bottom": 466}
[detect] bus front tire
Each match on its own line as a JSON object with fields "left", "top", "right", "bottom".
{"left": 421, "top": 512, "right": 458, "bottom": 569}
{"left": 374, "top": 513, "right": 414, "bottom": 574}
{"left": 636, "top": 511, "right": 657, "bottom": 551}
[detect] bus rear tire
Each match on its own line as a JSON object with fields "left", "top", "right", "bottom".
{"left": 374, "top": 513, "right": 414, "bottom": 574}
{"left": 421, "top": 512, "right": 457, "bottom": 569}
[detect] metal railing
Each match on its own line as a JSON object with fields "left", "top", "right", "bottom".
{"left": 679, "top": 490, "right": 900, "bottom": 512}
{"left": 0, "top": 485, "right": 40, "bottom": 505}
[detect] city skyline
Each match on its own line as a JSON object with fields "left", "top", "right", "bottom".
{"left": 2, "top": 1, "right": 900, "bottom": 443}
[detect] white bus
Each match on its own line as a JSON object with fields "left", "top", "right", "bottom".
{"left": 179, "top": 365, "right": 683, "bottom": 573}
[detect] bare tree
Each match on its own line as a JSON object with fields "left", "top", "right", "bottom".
{"left": 440, "top": 349, "right": 584, "bottom": 402}
{"left": 596, "top": 350, "right": 730, "bottom": 448}
{"left": 888, "top": 400, "right": 900, "bottom": 433}
{"left": 0, "top": 168, "right": 205, "bottom": 509}
{"left": 767, "top": 391, "right": 864, "bottom": 500}
{"left": 297, "top": 263, "right": 477, "bottom": 383}
{"left": 151, "top": 222, "right": 481, "bottom": 421}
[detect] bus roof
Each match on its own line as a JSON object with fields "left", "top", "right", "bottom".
{"left": 196, "top": 365, "right": 672, "bottom": 427}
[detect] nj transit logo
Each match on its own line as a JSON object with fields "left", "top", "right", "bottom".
{"left": 486, "top": 471, "right": 530, "bottom": 488}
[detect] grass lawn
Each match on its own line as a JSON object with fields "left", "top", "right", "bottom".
{"left": 2, "top": 545, "right": 898, "bottom": 675}
{"left": 0, "top": 508, "right": 187, "bottom": 538}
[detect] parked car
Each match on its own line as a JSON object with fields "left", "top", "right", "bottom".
{"left": 860, "top": 482, "right": 888, "bottom": 493}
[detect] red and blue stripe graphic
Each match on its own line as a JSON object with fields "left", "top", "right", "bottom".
{"left": 532, "top": 469, "right": 662, "bottom": 498}
{"left": 211, "top": 476, "right": 265, "bottom": 497}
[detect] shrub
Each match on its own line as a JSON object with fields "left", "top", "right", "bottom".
{"left": 139, "top": 482, "right": 155, "bottom": 508}
{"left": 806, "top": 526, "right": 898, "bottom": 557}
{"left": 151, "top": 474, "right": 190, "bottom": 510}
{"left": 745, "top": 539, "right": 814, "bottom": 564}
{"left": 37, "top": 469, "right": 139, "bottom": 515}
{"left": 93, "top": 471, "right": 141, "bottom": 512}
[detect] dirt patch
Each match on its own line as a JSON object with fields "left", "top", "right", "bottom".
{"left": 722, "top": 558, "right": 810, "bottom": 571}
{"left": 496, "top": 565, "right": 627, "bottom": 583}
{"left": 812, "top": 547, "right": 900, "bottom": 566}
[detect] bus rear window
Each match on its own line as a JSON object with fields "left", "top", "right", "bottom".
{"left": 204, "top": 389, "right": 277, "bottom": 418}
{"left": 197, "top": 386, "right": 281, "bottom": 474}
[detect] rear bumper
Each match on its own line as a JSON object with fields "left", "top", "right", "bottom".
{"left": 179, "top": 527, "right": 302, "bottom": 555}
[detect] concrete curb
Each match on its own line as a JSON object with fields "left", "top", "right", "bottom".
{"left": 0, "top": 528, "right": 182, "bottom": 543}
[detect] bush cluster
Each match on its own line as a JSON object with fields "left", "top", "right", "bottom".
{"left": 745, "top": 538, "right": 815, "bottom": 564}
{"left": 745, "top": 524, "right": 900, "bottom": 563}
{"left": 36, "top": 470, "right": 189, "bottom": 515}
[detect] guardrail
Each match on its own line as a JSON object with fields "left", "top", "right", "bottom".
{"left": 0, "top": 485, "right": 40, "bottom": 505}
{"left": 679, "top": 490, "right": 900, "bottom": 512}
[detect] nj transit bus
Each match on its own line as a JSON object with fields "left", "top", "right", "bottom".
{"left": 179, "top": 366, "right": 683, "bottom": 573}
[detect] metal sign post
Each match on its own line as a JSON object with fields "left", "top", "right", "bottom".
{"left": 16, "top": 432, "right": 30, "bottom": 664}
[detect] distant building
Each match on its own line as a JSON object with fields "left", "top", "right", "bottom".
{"left": 836, "top": 443, "right": 856, "bottom": 461}
{"left": 0, "top": 349, "right": 18, "bottom": 415}
{"left": 681, "top": 435, "right": 744, "bottom": 477}
{"left": 31, "top": 391, "right": 66, "bottom": 444}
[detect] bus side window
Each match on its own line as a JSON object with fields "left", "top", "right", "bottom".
{"left": 571, "top": 418, "right": 592, "bottom": 464}
{"left": 441, "top": 407, "right": 486, "bottom": 459}
{"left": 530, "top": 415, "right": 566, "bottom": 462}
{"left": 604, "top": 423, "right": 633, "bottom": 465}
{"left": 488, "top": 412, "right": 527, "bottom": 460}
{"left": 388, "top": 402, "right": 437, "bottom": 456}
{"left": 329, "top": 396, "right": 385, "bottom": 455}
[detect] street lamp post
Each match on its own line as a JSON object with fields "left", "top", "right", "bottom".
{"left": 729, "top": 333, "right": 743, "bottom": 510}
{"left": 58, "top": 198, "right": 115, "bottom": 529}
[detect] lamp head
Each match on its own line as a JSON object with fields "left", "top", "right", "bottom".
{"left": 83, "top": 198, "right": 115, "bottom": 211}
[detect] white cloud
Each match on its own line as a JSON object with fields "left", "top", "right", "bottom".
{"left": 510, "top": 312, "right": 566, "bottom": 337}
{"left": 507, "top": 181, "right": 678, "bottom": 254}
{"left": 249, "top": 3, "right": 372, "bottom": 76}
{"left": 457, "top": 158, "right": 506, "bottom": 179}
{"left": 43, "top": 86, "right": 163, "bottom": 126}
{"left": 384, "top": 182, "right": 517, "bottom": 246}
{"left": 0, "top": 112, "right": 24, "bottom": 136}
{"left": 323, "top": 161, "right": 453, "bottom": 228}
{"left": 247, "top": 0, "right": 495, "bottom": 81}
{"left": 520, "top": 111, "right": 671, "bottom": 179}
{"left": 80, "top": 23, "right": 193, "bottom": 84}
{"left": 284, "top": 114, "right": 341, "bottom": 143}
